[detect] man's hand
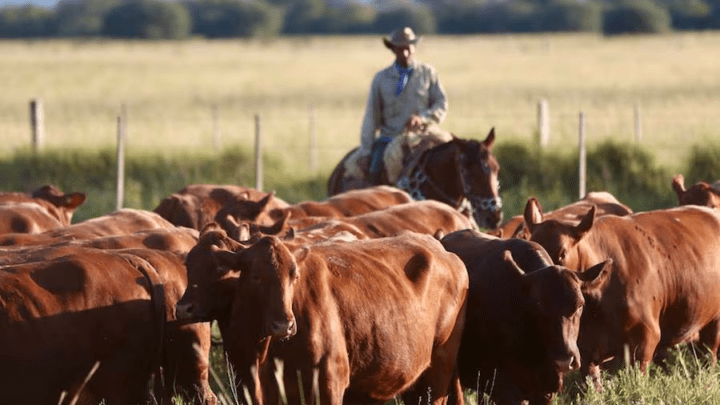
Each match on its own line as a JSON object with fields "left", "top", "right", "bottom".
{"left": 406, "top": 115, "right": 425, "bottom": 131}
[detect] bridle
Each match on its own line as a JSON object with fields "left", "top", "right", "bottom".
{"left": 396, "top": 146, "right": 502, "bottom": 225}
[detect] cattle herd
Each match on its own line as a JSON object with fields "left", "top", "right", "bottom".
{"left": 0, "top": 177, "right": 719, "bottom": 405}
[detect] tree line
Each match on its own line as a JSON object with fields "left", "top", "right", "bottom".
{"left": 0, "top": 0, "right": 718, "bottom": 39}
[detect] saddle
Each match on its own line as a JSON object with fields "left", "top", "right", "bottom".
{"left": 384, "top": 124, "right": 454, "bottom": 185}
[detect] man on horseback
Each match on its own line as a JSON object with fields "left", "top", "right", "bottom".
{"left": 343, "top": 26, "right": 452, "bottom": 189}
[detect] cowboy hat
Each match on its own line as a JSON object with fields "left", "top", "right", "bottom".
{"left": 383, "top": 27, "right": 422, "bottom": 49}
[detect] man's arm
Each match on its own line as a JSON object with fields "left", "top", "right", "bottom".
{"left": 358, "top": 76, "right": 382, "bottom": 157}
{"left": 419, "top": 66, "right": 448, "bottom": 124}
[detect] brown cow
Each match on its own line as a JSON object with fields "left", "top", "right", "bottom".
{"left": 0, "top": 184, "right": 87, "bottom": 226}
{"left": 0, "top": 208, "right": 176, "bottom": 247}
{"left": 440, "top": 229, "right": 610, "bottom": 405}
{"left": 232, "top": 200, "right": 473, "bottom": 243}
{"left": 177, "top": 229, "right": 468, "bottom": 405}
{"left": 213, "top": 185, "right": 415, "bottom": 231}
{"left": 0, "top": 247, "right": 215, "bottom": 405}
{"left": 153, "top": 184, "right": 290, "bottom": 230}
{"left": 497, "top": 192, "right": 633, "bottom": 239}
{"left": 526, "top": 204, "right": 720, "bottom": 391}
{"left": 671, "top": 173, "right": 720, "bottom": 208}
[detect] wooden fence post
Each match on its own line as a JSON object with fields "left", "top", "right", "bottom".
{"left": 537, "top": 98, "right": 549, "bottom": 148}
{"left": 212, "top": 103, "right": 221, "bottom": 153}
{"left": 309, "top": 104, "right": 318, "bottom": 175}
{"left": 579, "top": 111, "right": 587, "bottom": 200}
{"left": 30, "top": 98, "right": 44, "bottom": 153}
{"left": 634, "top": 102, "right": 642, "bottom": 143}
{"left": 116, "top": 104, "right": 127, "bottom": 210}
{"left": 254, "top": 114, "right": 263, "bottom": 191}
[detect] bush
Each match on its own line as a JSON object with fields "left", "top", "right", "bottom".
{"left": 464, "top": 1, "right": 542, "bottom": 33}
{"left": 0, "top": 5, "right": 56, "bottom": 38}
{"left": 603, "top": 0, "right": 672, "bottom": 35}
{"left": 103, "top": 0, "right": 191, "bottom": 39}
{"left": 54, "top": 0, "right": 123, "bottom": 37}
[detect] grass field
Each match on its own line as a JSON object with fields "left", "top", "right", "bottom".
{"left": 2, "top": 33, "right": 720, "bottom": 176}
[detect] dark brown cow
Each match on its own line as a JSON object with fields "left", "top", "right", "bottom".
{"left": 526, "top": 205, "right": 720, "bottom": 390}
{"left": 0, "top": 208, "right": 176, "bottom": 247}
{"left": 153, "top": 184, "right": 290, "bottom": 230}
{"left": 0, "top": 247, "right": 215, "bottom": 405}
{"left": 671, "top": 173, "right": 720, "bottom": 208}
{"left": 440, "top": 229, "right": 610, "bottom": 405}
{"left": 497, "top": 192, "right": 633, "bottom": 239}
{"left": 0, "top": 184, "right": 87, "bottom": 226}
{"left": 177, "top": 229, "right": 468, "bottom": 405}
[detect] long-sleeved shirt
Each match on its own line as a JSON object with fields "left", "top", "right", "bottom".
{"left": 358, "top": 60, "right": 448, "bottom": 157}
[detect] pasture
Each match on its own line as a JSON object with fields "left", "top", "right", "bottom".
{"left": 2, "top": 32, "right": 720, "bottom": 176}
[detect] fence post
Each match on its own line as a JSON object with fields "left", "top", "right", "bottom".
{"left": 579, "top": 111, "right": 586, "bottom": 200}
{"left": 212, "top": 103, "right": 221, "bottom": 153}
{"left": 116, "top": 104, "right": 127, "bottom": 210}
{"left": 634, "top": 102, "right": 642, "bottom": 143}
{"left": 309, "top": 104, "right": 318, "bottom": 175}
{"left": 254, "top": 114, "right": 263, "bottom": 191}
{"left": 537, "top": 98, "right": 549, "bottom": 148}
{"left": 30, "top": 98, "right": 44, "bottom": 153}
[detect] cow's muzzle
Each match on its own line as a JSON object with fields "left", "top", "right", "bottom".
{"left": 175, "top": 302, "right": 207, "bottom": 322}
{"left": 555, "top": 355, "right": 580, "bottom": 373}
{"left": 271, "top": 319, "right": 297, "bottom": 340}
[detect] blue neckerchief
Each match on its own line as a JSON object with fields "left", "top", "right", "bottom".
{"left": 395, "top": 63, "right": 413, "bottom": 96}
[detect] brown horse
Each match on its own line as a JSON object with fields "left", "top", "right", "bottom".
{"left": 328, "top": 128, "right": 503, "bottom": 230}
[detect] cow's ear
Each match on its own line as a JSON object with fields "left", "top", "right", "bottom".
{"left": 210, "top": 245, "right": 242, "bottom": 277}
{"left": 523, "top": 197, "right": 543, "bottom": 234}
{"left": 671, "top": 174, "right": 686, "bottom": 199}
{"left": 294, "top": 246, "right": 310, "bottom": 264}
{"left": 282, "top": 227, "right": 296, "bottom": 241}
{"left": 573, "top": 206, "right": 596, "bottom": 240}
{"left": 64, "top": 192, "right": 87, "bottom": 209}
{"left": 579, "top": 259, "right": 612, "bottom": 292}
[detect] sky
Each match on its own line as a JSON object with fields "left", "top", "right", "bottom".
{"left": 0, "top": 0, "right": 57, "bottom": 7}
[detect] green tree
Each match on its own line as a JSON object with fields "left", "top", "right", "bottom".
{"left": 373, "top": 4, "right": 437, "bottom": 35}
{"left": 603, "top": 0, "right": 672, "bottom": 34}
{"left": 0, "top": 5, "right": 56, "bottom": 38}
{"left": 184, "top": 0, "right": 282, "bottom": 38}
{"left": 541, "top": 0, "right": 603, "bottom": 32}
{"left": 282, "top": 0, "right": 325, "bottom": 34}
{"left": 103, "top": 0, "right": 191, "bottom": 39}
{"left": 55, "top": 0, "right": 123, "bottom": 37}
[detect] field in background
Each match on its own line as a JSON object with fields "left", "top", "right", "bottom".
{"left": 2, "top": 33, "right": 720, "bottom": 176}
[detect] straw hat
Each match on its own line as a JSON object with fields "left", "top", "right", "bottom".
{"left": 383, "top": 27, "right": 422, "bottom": 49}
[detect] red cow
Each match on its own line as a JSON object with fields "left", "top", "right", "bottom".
{"left": 0, "top": 208, "right": 176, "bottom": 247}
{"left": 526, "top": 205, "right": 720, "bottom": 391}
{"left": 153, "top": 184, "right": 290, "bottom": 230}
{"left": 441, "top": 229, "right": 610, "bottom": 405}
{"left": 177, "top": 229, "right": 468, "bottom": 405}
{"left": 0, "top": 247, "right": 215, "bottom": 405}
{"left": 0, "top": 184, "right": 87, "bottom": 226}
{"left": 497, "top": 192, "right": 632, "bottom": 239}
{"left": 671, "top": 173, "right": 720, "bottom": 208}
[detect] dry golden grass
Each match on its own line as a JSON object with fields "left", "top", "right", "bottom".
{"left": 2, "top": 33, "right": 720, "bottom": 173}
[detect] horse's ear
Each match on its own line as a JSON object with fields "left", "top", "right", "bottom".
{"left": 482, "top": 127, "right": 496, "bottom": 151}
{"left": 523, "top": 197, "right": 543, "bottom": 233}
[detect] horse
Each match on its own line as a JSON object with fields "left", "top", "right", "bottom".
{"left": 328, "top": 128, "right": 503, "bottom": 230}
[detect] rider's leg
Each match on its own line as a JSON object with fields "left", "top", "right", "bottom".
{"left": 368, "top": 136, "right": 392, "bottom": 185}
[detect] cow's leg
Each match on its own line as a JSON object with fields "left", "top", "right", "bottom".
{"left": 698, "top": 319, "right": 720, "bottom": 365}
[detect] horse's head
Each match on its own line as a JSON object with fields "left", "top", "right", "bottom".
{"left": 455, "top": 128, "right": 503, "bottom": 229}
{"left": 418, "top": 128, "right": 503, "bottom": 230}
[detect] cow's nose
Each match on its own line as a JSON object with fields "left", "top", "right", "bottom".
{"left": 555, "top": 355, "right": 579, "bottom": 372}
{"left": 271, "top": 319, "right": 296, "bottom": 338}
{"left": 176, "top": 303, "right": 193, "bottom": 320}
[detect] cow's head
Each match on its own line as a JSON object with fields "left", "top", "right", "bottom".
{"left": 176, "top": 223, "right": 246, "bottom": 322}
{"left": 525, "top": 197, "right": 596, "bottom": 270}
{"left": 505, "top": 251, "right": 612, "bottom": 377}
{"left": 672, "top": 174, "right": 720, "bottom": 209}
{"left": 32, "top": 184, "right": 87, "bottom": 226}
{"left": 576, "top": 257, "right": 615, "bottom": 369}
{"left": 214, "top": 235, "right": 300, "bottom": 341}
